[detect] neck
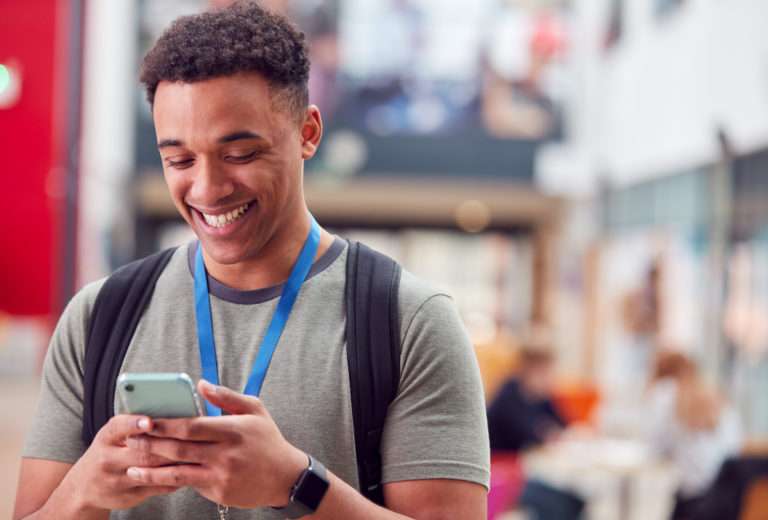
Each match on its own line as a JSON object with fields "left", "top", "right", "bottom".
{"left": 201, "top": 220, "right": 335, "bottom": 291}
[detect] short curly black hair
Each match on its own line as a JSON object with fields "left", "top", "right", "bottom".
{"left": 140, "top": 1, "right": 310, "bottom": 120}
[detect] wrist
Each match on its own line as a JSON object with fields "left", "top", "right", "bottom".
{"left": 40, "top": 480, "right": 108, "bottom": 520}
{"left": 271, "top": 446, "right": 311, "bottom": 507}
{"left": 272, "top": 453, "right": 331, "bottom": 518}
{"left": 58, "top": 463, "right": 110, "bottom": 519}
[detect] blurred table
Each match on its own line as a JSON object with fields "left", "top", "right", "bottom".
{"left": 522, "top": 438, "right": 678, "bottom": 520}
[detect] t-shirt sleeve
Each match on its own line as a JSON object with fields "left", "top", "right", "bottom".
{"left": 22, "top": 280, "right": 103, "bottom": 463}
{"left": 380, "top": 279, "right": 491, "bottom": 490}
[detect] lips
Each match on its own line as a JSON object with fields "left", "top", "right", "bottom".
{"left": 188, "top": 200, "right": 256, "bottom": 237}
{"left": 200, "top": 202, "right": 250, "bottom": 228}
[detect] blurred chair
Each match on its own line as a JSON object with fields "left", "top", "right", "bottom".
{"left": 488, "top": 452, "right": 525, "bottom": 520}
{"left": 550, "top": 380, "right": 600, "bottom": 426}
{"left": 739, "top": 438, "right": 768, "bottom": 520}
{"left": 739, "top": 476, "right": 768, "bottom": 520}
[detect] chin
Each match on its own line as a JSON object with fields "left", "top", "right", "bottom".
{"left": 198, "top": 238, "right": 251, "bottom": 265}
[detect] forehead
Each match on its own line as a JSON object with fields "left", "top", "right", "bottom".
{"left": 152, "top": 72, "right": 291, "bottom": 141}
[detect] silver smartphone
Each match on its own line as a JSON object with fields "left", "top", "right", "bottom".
{"left": 116, "top": 372, "right": 205, "bottom": 418}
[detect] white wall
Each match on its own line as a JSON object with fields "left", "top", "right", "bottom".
{"left": 538, "top": 0, "right": 768, "bottom": 195}
{"left": 77, "top": 0, "right": 138, "bottom": 287}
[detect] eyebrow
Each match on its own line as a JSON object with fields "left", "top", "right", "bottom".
{"left": 219, "top": 131, "right": 263, "bottom": 143}
{"left": 157, "top": 131, "right": 263, "bottom": 150}
{"left": 158, "top": 138, "right": 182, "bottom": 149}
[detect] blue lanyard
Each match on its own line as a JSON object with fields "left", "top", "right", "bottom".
{"left": 194, "top": 215, "right": 321, "bottom": 416}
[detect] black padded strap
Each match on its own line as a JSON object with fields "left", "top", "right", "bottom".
{"left": 345, "top": 241, "right": 402, "bottom": 504}
{"left": 81, "top": 247, "right": 177, "bottom": 447}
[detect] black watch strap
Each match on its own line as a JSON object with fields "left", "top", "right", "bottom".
{"left": 273, "top": 454, "right": 330, "bottom": 518}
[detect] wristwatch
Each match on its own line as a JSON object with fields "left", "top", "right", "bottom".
{"left": 273, "top": 453, "right": 330, "bottom": 518}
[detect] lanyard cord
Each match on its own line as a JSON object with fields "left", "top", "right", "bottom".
{"left": 194, "top": 215, "right": 321, "bottom": 416}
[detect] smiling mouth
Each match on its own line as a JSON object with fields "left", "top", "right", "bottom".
{"left": 200, "top": 202, "right": 250, "bottom": 228}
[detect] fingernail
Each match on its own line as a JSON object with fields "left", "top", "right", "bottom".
{"left": 126, "top": 436, "right": 138, "bottom": 448}
{"left": 202, "top": 380, "right": 217, "bottom": 393}
{"left": 138, "top": 418, "right": 150, "bottom": 430}
{"left": 127, "top": 467, "right": 141, "bottom": 480}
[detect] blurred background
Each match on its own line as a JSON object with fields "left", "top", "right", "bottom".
{"left": 2, "top": 0, "right": 768, "bottom": 518}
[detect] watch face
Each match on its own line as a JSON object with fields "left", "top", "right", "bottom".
{"left": 295, "top": 470, "right": 330, "bottom": 511}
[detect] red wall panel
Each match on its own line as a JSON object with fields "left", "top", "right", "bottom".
{"left": 0, "top": 1, "right": 69, "bottom": 316}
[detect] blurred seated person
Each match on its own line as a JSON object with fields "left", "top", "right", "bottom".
{"left": 646, "top": 350, "right": 743, "bottom": 520}
{"left": 487, "top": 340, "right": 584, "bottom": 520}
{"left": 487, "top": 343, "right": 566, "bottom": 451}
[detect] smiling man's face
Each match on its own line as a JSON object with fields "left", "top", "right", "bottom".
{"left": 153, "top": 71, "right": 321, "bottom": 280}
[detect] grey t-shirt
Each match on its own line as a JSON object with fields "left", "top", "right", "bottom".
{"left": 24, "top": 238, "right": 490, "bottom": 519}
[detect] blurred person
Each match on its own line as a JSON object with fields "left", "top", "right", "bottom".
{"left": 487, "top": 338, "right": 584, "bottom": 520}
{"left": 481, "top": 8, "right": 566, "bottom": 140}
{"left": 621, "top": 261, "right": 661, "bottom": 338}
{"left": 13, "top": 3, "right": 490, "bottom": 519}
{"left": 646, "top": 350, "right": 743, "bottom": 520}
{"left": 487, "top": 343, "right": 566, "bottom": 452}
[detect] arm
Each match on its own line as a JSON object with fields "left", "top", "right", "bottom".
{"left": 305, "top": 474, "right": 486, "bottom": 520}
{"left": 13, "top": 459, "right": 82, "bottom": 520}
{"left": 126, "top": 381, "right": 486, "bottom": 519}
{"left": 383, "top": 479, "right": 487, "bottom": 520}
{"left": 13, "top": 416, "right": 181, "bottom": 520}
{"left": 16, "top": 277, "right": 191, "bottom": 519}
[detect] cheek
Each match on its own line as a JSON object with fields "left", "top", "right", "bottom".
{"left": 260, "top": 159, "right": 300, "bottom": 198}
{"left": 164, "top": 173, "right": 190, "bottom": 210}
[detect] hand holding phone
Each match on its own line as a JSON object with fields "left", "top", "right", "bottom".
{"left": 117, "top": 372, "right": 205, "bottom": 418}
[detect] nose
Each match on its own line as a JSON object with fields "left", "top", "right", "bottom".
{"left": 188, "top": 156, "right": 236, "bottom": 206}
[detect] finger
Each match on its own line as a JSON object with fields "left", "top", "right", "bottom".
{"left": 100, "top": 415, "right": 153, "bottom": 444}
{"left": 127, "top": 463, "right": 210, "bottom": 488}
{"left": 129, "top": 485, "right": 182, "bottom": 496}
{"left": 126, "top": 435, "right": 212, "bottom": 464}
{"left": 198, "top": 379, "right": 262, "bottom": 415}
{"left": 125, "top": 440, "right": 182, "bottom": 467}
{"left": 148, "top": 416, "right": 228, "bottom": 441}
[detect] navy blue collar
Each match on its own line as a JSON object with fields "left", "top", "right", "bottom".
{"left": 186, "top": 235, "right": 345, "bottom": 305}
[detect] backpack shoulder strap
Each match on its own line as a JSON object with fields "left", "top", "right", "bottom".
{"left": 345, "top": 240, "right": 402, "bottom": 505}
{"left": 81, "top": 247, "right": 177, "bottom": 447}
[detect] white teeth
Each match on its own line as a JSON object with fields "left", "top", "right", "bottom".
{"left": 202, "top": 203, "right": 250, "bottom": 228}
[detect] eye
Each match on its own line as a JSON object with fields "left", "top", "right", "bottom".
{"left": 225, "top": 151, "right": 258, "bottom": 163}
{"left": 165, "top": 157, "right": 194, "bottom": 169}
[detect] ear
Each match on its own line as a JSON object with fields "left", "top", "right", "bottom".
{"left": 300, "top": 105, "right": 323, "bottom": 159}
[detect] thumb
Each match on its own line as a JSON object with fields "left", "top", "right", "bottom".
{"left": 198, "top": 379, "right": 261, "bottom": 415}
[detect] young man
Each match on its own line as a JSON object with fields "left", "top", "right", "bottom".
{"left": 14, "top": 3, "right": 489, "bottom": 519}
